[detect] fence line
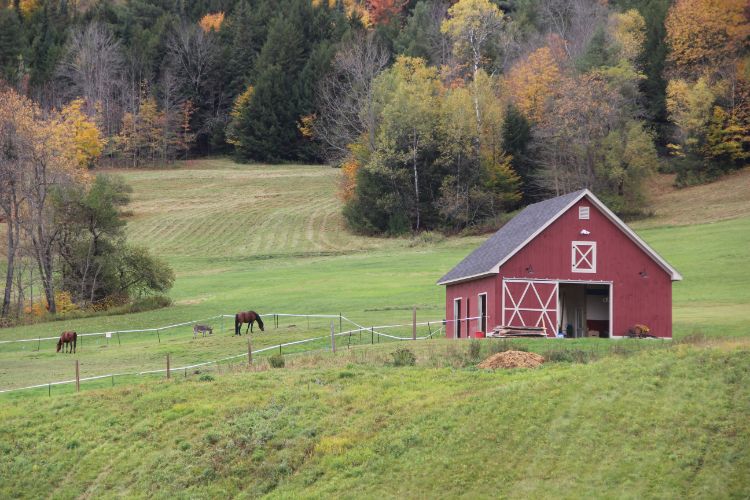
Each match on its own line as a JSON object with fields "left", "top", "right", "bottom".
{"left": 0, "top": 311, "right": 462, "bottom": 347}
{"left": 0, "top": 314, "right": 227, "bottom": 345}
{"left": 0, "top": 316, "right": 446, "bottom": 395}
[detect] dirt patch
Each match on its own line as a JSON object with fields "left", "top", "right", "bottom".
{"left": 477, "top": 350, "right": 545, "bottom": 369}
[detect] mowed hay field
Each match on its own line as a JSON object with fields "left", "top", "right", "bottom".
{"left": 1, "top": 160, "right": 749, "bottom": 497}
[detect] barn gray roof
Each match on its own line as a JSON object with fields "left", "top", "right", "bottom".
{"left": 437, "top": 188, "right": 682, "bottom": 285}
{"left": 437, "top": 190, "right": 587, "bottom": 285}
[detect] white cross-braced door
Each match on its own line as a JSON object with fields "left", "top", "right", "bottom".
{"left": 502, "top": 280, "right": 558, "bottom": 336}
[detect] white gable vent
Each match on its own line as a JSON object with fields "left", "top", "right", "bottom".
{"left": 579, "top": 206, "right": 590, "bottom": 220}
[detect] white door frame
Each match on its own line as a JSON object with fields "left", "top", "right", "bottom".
{"left": 503, "top": 278, "right": 616, "bottom": 339}
{"left": 557, "top": 279, "right": 615, "bottom": 339}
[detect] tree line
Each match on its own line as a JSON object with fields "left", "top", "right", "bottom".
{"left": 0, "top": 86, "right": 173, "bottom": 322}
{"left": 0, "top": 0, "right": 747, "bottom": 234}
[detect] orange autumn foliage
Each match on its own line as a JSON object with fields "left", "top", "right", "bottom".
{"left": 665, "top": 0, "right": 750, "bottom": 79}
{"left": 505, "top": 46, "right": 563, "bottom": 124}
{"left": 199, "top": 12, "right": 225, "bottom": 32}
{"left": 339, "top": 157, "right": 360, "bottom": 202}
{"left": 367, "top": 0, "right": 407, "bottom": 25}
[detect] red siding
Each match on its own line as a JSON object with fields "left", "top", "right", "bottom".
{"left": 445, "top": 197, "right": 674, "bottom": 338}
{"left": 444, "top": 275, "right": 498, "bottom": 338}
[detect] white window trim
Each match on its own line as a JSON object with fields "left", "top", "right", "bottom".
{"left": 579, "top": 205, "right": 590, "bottom": 220}
{"left": 572, "top": 241, "right": 597, "bottom": 273}
{"left": 478, "top": 292, "right": 488, "bottom": 332}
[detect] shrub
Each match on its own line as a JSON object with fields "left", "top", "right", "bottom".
{"left": 128, "top": 294, "right": 172, "bottom": 313}
{"left": 391, "top": 346, "right": 416, "bottom": 366}
{"left": 468, "top": 340, "right": 482, "bottom": 360}
{"left": 269, "top": 354, "right": 285, "bottom": 368}
{"left": 198, "top": 374, "right": 214, "bottom": 382}
{"left": 408, "top": 231, "right": 446, "bottom": 247}
{"left": 543, "top": 349, "right": 592, "bottom": 363}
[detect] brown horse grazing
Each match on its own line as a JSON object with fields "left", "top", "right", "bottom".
{"left": 57, "top": 331, "right": 77, "bottom": 353}
{"left": 235, "top": 311, "right": 264, "bottom": 335}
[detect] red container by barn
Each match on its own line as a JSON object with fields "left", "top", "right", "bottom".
{"left": 437, "top": 189, "right": 682, "bottom": 339}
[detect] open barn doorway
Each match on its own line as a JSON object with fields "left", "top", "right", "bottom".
{"left": 558, "top": 283, "right": 611, "bottom": 338}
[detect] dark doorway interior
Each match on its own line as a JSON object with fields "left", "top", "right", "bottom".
{"left": 558, "top": 283, "right": 610, "bottom": 338}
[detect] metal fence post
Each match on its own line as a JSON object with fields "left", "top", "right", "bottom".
{"left": 247, "top": 338, "right": 252, "bottom": 366}
{"left": 166, "top": 353, "right": 171, "bottom": 379}
{"left": 331, "top": 321, "right": 336, "bottom": 353}
{"left": 75, "top": 360, "right": 80, "bottom": 392}
{"left": 157, "top": 329, "right": 161, "bottom": 343}
{"left": 412, "top": 307, "right": 417, "bottom": 340}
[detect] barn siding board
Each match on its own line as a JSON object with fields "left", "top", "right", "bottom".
{"left": 445, "top": 275, "right": 498, "bottom": 338}
{"left": 442, "top": 194, "right": 676, "bottom": 338}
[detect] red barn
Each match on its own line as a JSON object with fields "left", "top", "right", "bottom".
{"left": 437, "top": 189, "right": 682, "bottom": 339}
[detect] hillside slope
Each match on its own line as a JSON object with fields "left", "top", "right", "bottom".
{"left": 1, "top": 343, "right": 748, "bottom": 498}
{"left": 634, "top": 167, "right": 750, "bottom": 229}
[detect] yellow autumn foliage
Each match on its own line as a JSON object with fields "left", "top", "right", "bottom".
{"left": 60, "top": 98, "right": 105, "bottom": 169}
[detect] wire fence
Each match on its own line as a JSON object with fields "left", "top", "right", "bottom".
{"left": 0, "top": 311, "right": 449, "bottom": 396}
{"left": 0, "top": 311, "right": 669, "bottom": 397}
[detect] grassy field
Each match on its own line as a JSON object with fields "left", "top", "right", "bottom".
{"left": 1, "top": 160, "right": 748, "bottom": 392}
{"left": 1, "top": 339, "right": 748, "bottom": 498}
{"left": 0, "top": 159, "right": 749, "bottom": 497}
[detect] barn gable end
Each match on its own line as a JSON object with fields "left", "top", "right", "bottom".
{"left": 440, "top": 190, "right": 681, "bottom": 339}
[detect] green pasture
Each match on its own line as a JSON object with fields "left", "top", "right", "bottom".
{"left": 0, "top": 160, "right": 749, "bottom": 395}
{"left": 0, "top": 159, "right": 749, "bottom": 497}
{"left": 1, "top": 341, "right": 748, "bottom": 498}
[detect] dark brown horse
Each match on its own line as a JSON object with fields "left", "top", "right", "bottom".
{"left": 56, "top": 331, "right": 77, "bottom": 353}
{"left": 235, "top": 311, "right": 264, "bottom": 335}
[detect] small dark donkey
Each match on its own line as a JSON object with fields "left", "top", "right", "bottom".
{"left": 193, "top": 324, "right": 213, "bottom": 338}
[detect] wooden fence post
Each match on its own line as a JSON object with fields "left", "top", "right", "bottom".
{"left": 331, "top": 321, "right": 336, "bottom": 353}
{"left": 371, "top": 326, "right": 374, "bottom": 345}
{"left": 247, "top": 338, "right": 252, "bottom": 366}
{"left": 427, "top": 321, "right": 432, "bottom": 338}
{"left": 157, "top": 329, "right": 161, "bottom": 343}
{"left": 412, "top": 307, "right": 417, "bottom": 340}
{"left": 116, "top": 332, "right": 121, "bottom": 345}
{"left": 166, "top": 353, "right": 170, "bottom": 379}
{"left": 75, "top": 360, "right": 80, "bottom": 392}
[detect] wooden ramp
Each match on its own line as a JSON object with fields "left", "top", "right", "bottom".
{"left": 488, "top": 325, "right": 548, "bottom": 338}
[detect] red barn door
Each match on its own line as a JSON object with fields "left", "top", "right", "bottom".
{"left": 502, "top": 280, "right": 558, "bottom": 336}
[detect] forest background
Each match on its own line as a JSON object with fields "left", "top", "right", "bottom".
{"left": 0, "top": 0, "right": 747, "bottom": 317}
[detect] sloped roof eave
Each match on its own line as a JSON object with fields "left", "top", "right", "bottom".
{"left": 437, "top": 189, "right": 682, "bottom": 285}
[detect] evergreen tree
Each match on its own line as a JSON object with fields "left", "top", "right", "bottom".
{"left": 502, "top": 104, "right": 536, "bottom": 201}
{"left": 0, "top": 8, "right": 23, "bottom": 84}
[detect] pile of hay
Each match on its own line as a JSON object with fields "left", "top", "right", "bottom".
{"left": 477, "top": 350, "right": 545, "bottom": 369}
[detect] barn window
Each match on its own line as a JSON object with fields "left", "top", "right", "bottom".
{"left": 572, "top": 241, "right": 597, "bottom": 273}
{"left": 579, "top": 206, "right": 590, "bottom": 220}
